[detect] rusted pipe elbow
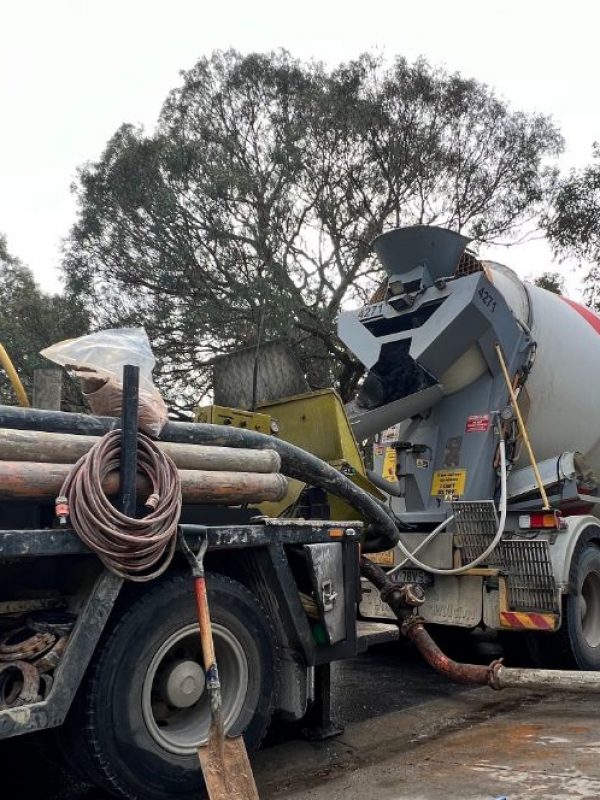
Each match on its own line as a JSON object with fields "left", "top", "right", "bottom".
{"left": 361, "top": 556, "right": 506, "bottom": 689}
{"left": 360, "top": 557, "right": 425, "bottom": 619}
{"left": 402, "top": 618, "right": 497, "bottom": 687}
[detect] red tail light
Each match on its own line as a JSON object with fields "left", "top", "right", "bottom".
{"left": 519, "top": 511, "right": 567, "bottom": 530}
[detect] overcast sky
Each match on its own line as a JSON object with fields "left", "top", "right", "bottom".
{"left": 1, "top": 0, "right": 598, "bottom": 295}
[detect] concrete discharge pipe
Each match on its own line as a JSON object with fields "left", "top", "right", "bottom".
{"left": 0, "top": 460, "right": 288, "bottom": 504}
{"left": 0, "top": 428, "right": 282, "bottom": 473}
{"left": 363, "top": 554, "right": 600, "bottom": 695}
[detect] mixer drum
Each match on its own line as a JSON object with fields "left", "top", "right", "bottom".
{"left": 517, "top": 285, "right": 600, "bottom": 477}
{"left": 475, "top": 262, "right": 600, "bottom": 479}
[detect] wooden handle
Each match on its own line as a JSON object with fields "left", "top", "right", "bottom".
{"left": 495, "top": 343, "right": 550, "bottom": 510}
{"left": 194, "top": 576, "right": 216, "bottom": 670}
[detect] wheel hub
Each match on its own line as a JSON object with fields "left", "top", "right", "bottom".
{"left": 142, "top": 622, "right": 249, "bottom": 756}
{"left": 162, "top": 660, "right": 205, "bottom": 708}
{"left": 581, "top": 569, "right": 600, "bottom": 648}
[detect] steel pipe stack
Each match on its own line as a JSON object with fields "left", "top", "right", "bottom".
{"left": 0, "top": 404, "right": 402, "bottom": 551}
{"left": 0, "top": 427, "right": 287, "bottom": 506}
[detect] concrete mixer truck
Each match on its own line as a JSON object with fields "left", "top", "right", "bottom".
{"left": 188, "top": 224, "right": 600, "bottom": 674}
{"left": 338, "top": 225, "right": 600, "bottom": 671}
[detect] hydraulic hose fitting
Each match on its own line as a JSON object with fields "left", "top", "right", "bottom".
{"left": 144, "top": 492, "right": 160, "bottom": 510}
{"left": 486, "top": 658, "right": 506, "bottom": 691}
{"left": 380, "top": 581, "right": 425, "bottom": 608}
{"left": 55, "top": 495, "right": 69, "bottom": 526}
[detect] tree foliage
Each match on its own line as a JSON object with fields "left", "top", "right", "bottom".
{"left": 0, "top": 234, "right": 88, "bottom": 407}
{"left": 545, "top": 144, "right": 600, "bottom": 307}
{"left": 64, "top": 50, "right": 563, "bottom": 409}
{"left": 533, "top": 272, "right": 564, "bottom": 294}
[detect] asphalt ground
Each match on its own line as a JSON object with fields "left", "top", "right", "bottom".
{"left": 0, "top": 631, "right": 498, "bottom": 799}
{"left": 263, "top": 691, "right": 600, "bottom": 800}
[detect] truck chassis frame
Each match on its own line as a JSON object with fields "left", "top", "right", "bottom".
{"left": 0, "top": 520, "right": 361, "bottom": 740}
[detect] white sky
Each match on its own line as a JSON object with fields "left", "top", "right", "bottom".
{"left": 1, "top": 0, "right": 598, "bottom": 296}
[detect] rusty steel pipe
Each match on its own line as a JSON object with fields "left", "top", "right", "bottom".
{"left": 0, "top": 428, "right": 281, "bottom": 473}
{"left": 362, "top": 556, "right": 495, "bottom": 687}
{"left": 0, "top": 460, "right": 288, "bottom": 504}
{"left": 399, "top": 615, "right": 600, "bottom": 694}
{"left": 363, "top": 558, "right": 600, "bottom": 694}
{"left": 403, "top": 620, "right": 494, "bottom": 686}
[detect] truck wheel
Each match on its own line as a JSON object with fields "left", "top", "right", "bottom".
{"left": 80, "top": 572, "right": 276, "bottom": 800}
{"left": 564, "top": 540, "right": 600, "bottom": 669}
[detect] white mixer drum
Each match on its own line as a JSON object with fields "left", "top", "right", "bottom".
{"left": 488, "top": 268, "right": 600, "bottom": 477}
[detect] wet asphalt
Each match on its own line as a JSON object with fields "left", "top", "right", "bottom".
{"left": 0, "top": 633, "right": 501, "bottom": 799}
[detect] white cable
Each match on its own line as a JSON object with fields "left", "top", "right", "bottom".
{"left": 387, "top": 515, "right": 454, "bottom": 576}
{"left": 387, "top": 437, "right": 508, "bottom": 576}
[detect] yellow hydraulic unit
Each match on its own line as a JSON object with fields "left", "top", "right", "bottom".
{"left": 196, "top": 388, "right": 384, "bottom": 520}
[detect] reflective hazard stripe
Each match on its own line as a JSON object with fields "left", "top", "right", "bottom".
{"left": 499, "top": 611, "right": 558, "bottom": 631}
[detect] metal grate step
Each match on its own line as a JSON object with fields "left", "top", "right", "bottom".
{"left": 451, "top": 501, "right": 557, "bottom": 612}
{"left": 452, "top": 501, "right": 499, "bottom": 564}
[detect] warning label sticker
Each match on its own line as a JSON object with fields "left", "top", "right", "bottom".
{"left": 465, "top": 414, "right": 490, "bottom": 433}
{"left": 381, "top": 425, "right": 401, "bottom": 444}
{"left": 368, "top": 549, "right": 395, "bottom": 566}
{"left": 431, "top": 469, "right": 467, "bottom": 499}
{"left": 382, "top": 446, "right": 398, "bottom": 482}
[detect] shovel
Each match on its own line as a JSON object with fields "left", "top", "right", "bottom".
{"left": 179, "top": 529, "right": 260, "bottom": 800}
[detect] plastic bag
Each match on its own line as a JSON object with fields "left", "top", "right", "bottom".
{"left": 41, "top": 328, "right": 169, "bottom": 437}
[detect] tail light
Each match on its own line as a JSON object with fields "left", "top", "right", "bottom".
{"left": 518, "top": 511, "right": 567, "bottom": 531}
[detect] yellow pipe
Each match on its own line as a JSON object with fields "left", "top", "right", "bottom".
{"left": 0, "top": 344, "right": 30, "bottom": 408}
{"left": 495, "top": 343, "right": 549, "bottom": 510}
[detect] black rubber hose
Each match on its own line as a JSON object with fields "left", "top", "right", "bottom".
{"left": 0, "top": 405, "right": 400, "bottom": 552}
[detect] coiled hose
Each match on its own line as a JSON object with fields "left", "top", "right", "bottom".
{"left": 59, "top": 429, "right": 181, "bottom": 581}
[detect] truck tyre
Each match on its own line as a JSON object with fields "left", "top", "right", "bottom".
{"left": 55, "top": 687, "right": 110, "bottom": 790}
{"left": 564, "top": 539, "right": 600, "bottom": 669}
{"left": 79, "top": 572, "right": 276, "bottom": 800}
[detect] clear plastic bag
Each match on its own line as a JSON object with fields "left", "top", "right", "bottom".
{"left": 41, "top": 328, "right": 169, "bottom": 436}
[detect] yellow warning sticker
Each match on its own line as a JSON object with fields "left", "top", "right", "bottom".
{"left": 382, "top": 446, "right": 397, "bottom": 482}
{"left": 431, "top": 469, "right": 467, "bottom": 499}
{"left": 369, "top": 550, "right": 395, "bottom": 566}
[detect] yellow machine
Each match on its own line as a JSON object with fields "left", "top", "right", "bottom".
{"left": 196, "top": 388, "right": 385, "bottom": 520}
